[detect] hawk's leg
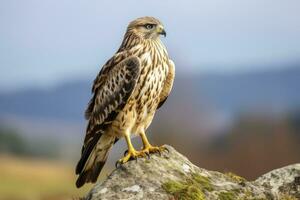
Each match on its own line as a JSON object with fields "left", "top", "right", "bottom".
{"left": 117, "top": 133, "right": 147, "bottom": 165}
{"left": 139, "top": 131, "right": 168, "bottom": 155}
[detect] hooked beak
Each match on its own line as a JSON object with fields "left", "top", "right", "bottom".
{"left": 157, "top": 26, "right": 167, "bottom": 37}
{"left": 160, "top": 29, "right": 167, "bottom": 37}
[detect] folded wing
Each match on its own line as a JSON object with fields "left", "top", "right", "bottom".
{"left": 75, "top": 55, "right": 140, "bottom": 187}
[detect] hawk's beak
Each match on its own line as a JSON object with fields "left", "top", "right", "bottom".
{"left": 157, "top": 26, "right": 166, "bottom": 37}
{"left": 160, "top": 29, "right": 167, "bottom": 37}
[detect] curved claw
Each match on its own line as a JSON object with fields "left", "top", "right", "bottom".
{"left": 164, "top": 146, "right": 170, "bottom": 153}
{"left": 141, "top": 145, "right": 169, "bottom": 157}
{"left": 160, "top": 146, "right": 169, "bottom": 153}
{"left": 128, "top": 155, "right": 138, "bottom": 162}
{"left": 158, "top": 150, "right": 162, "bottom": 156}
{"left": 123, "top": 149, "right": 128, "bottom": 156}
{"left": 145, "top": 152, "right": 150, "bottom": 159}
{"left": 115, "top": 160, "right": 120, "bottom": 168}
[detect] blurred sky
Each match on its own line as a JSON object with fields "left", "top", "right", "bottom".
{"left": 1, "top": 0, "right": 300, "bottom": 91}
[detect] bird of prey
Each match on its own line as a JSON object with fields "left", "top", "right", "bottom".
{"left": 75, "top": 16, "right": 175, "bottom": 188}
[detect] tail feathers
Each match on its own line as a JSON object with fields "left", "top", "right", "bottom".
{"left": 76, "top": 134, "right": 115, "bottom": 188}
{"left": 76, "top": 162, "right": 105, "bottom": 188}
{"left": 76, "top": 133, "right": 101, "bottom": 175}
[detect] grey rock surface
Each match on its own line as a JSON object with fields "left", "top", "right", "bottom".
{"left": 86, "top": 145, "right": 300, "bottom": 200}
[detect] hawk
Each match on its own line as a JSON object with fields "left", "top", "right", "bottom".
{"left": 75, "top": 16, "right": 175, "bottom": 188}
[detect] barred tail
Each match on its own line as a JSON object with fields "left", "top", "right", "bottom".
{"left": 75, "top": 133, "right": 115, "bottom": 188}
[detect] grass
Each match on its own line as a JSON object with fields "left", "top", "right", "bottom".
{"left": 0, "top": 154, "right": 91, "bottom": 200}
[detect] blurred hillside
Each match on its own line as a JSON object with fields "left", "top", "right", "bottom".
{"left": 1, "top": 64, "right": 299, "bottom": 122}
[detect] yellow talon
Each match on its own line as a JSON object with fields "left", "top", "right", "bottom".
{"left": 118, "top": 149, "right": 139, "bottom": 164}
{"left": 141, "top": 145, "right": 168, "bottom": 155}
{"left": 116, "top": 132, "right": 151, "bottom": 167}
{"left": 116, "top": 149, "right": 150, "bottom": 167}
{"left": 139, "top": 130, "right": 168, "bottom": 156}
{"left": 116, "top": 131, "right": 169, "bottom": 168}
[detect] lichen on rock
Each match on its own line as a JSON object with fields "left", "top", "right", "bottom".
{"left": 85, "top": 145, "right": 300, "bottom": 200}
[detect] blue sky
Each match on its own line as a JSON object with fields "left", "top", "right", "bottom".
{"left": 1, "top": 0, "right": 300, "bottom": 91}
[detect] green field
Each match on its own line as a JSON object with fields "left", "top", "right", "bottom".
{"left": 0, "top": 155, "right": 91, "bottom": 200}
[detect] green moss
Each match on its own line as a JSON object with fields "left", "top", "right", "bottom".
{"left": 218, "top": 191, "right": 236, "bottom": 200}
{"left": 162, "top": 173, "right": 213, "bottom": 200}
{"left": 231, "top": 188, "right": 242, "bottom": 194}
{"left": 280, "top": 194, "right": 298, "bottom": 200}
{"left": 244, "top": 189, "right": 251, "bottom": 196}
{"left": 162, "top": 180, "right": 205, "bottom": 200}
{"left": 144, "top": 159, "right": 151, "bottom": 164}
{"left": 241, "top": 188, "right": 269, "bottom": 200}
{"left": 192, "top": 173, "right": 213, "bottom": 191}
{"left": 225, "top": 172, "right": 246, "bottom": 183}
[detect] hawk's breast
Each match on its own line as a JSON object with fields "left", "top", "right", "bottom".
{"left": 109, "top": 40, "right": 169, "bottom": 136}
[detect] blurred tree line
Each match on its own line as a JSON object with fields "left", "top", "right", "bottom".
{"left": 152, "top": 109, "right": 300, "bottom": 180}
{"left": 197, "top": 110, "right": 300, "bottom": 179}
{"left": 0, "top": 127, "right": 60, "bottom": 158}
{"left": 0, "top": 109, "right": 299, "bottom": 180}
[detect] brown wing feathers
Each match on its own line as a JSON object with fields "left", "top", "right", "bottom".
{"left": 75, "top": 56, "right": 140, "bottom": 187}
{"left": 83, "top": 56, "right": 140, "bottom": 143}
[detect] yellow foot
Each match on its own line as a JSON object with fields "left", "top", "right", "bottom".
{"left": 116, "top": 149, "right": 149, "bottom": 167}
{"left": 141, "top": 145, "right": 169, "bottom": 156}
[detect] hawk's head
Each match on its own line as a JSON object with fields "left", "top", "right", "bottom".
{"left": 127, "top": 17, "right": 166, "bottom": 40}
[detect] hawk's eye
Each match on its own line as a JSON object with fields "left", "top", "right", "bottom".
{"left": 145, "top": 24, "right": 154, "bottom": 30}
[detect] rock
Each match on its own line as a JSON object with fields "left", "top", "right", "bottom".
{"left": 86, "top": 145, "right": 300, "bottom": 200}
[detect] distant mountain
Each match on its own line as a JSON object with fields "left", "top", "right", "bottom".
{"left": 0, "top": 81, "right": 90, "bottom": 121}
{"left": 0, "top": 65, "right": 299, "bottom": 123}
{"left": 197, "top": 65, "right": 300, "bottom": 114}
